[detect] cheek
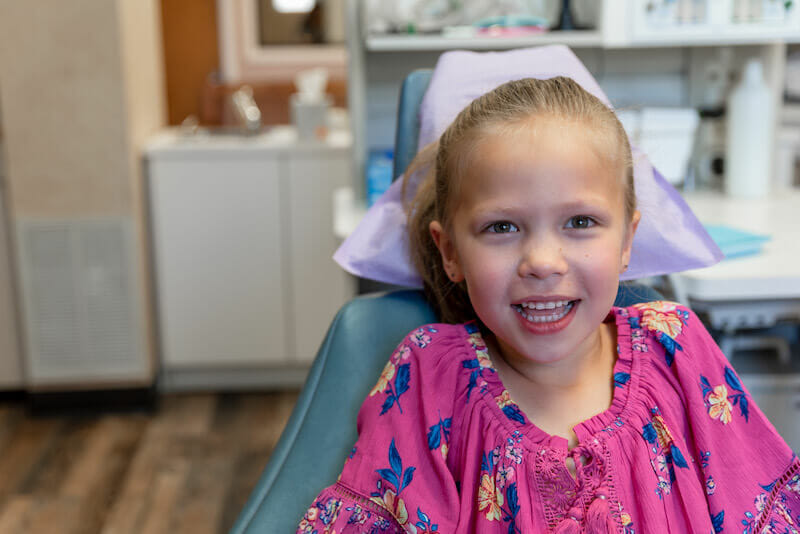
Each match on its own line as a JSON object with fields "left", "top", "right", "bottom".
{"left": 460, "top": 247, "right": 514, "bottom": 293}
{"left": 574, "top": 243, "right": 624, "bottom": 278}
{"left": 463, "top": 259, "right": 508, "bottom": 289}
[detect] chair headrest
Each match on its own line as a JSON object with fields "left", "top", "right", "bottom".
{"left": 335, "top": 45, "right": 722, "bottom": 287}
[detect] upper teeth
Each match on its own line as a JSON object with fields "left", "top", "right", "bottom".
{"left": 519, "top": 300, "right": 570, "bottom": 310}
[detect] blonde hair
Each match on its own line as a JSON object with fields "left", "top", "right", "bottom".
{"left": 405, "top": 76, "right": 635, "bottom": 324}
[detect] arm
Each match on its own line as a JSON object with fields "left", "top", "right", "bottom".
{"left": 296, "top": 483, "right": 401, "bottom": 533}
{"left": 647, "top": 303, "right": 800, "bottom": 532}
{"left": 296, "top": 325, "right": 460, "bottom": 533}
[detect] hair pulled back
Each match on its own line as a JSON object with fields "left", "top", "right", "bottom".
{"left": 405, "top": 76, "right": 635, "bottom": 324}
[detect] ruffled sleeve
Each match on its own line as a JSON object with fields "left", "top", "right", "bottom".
{"left": 296, "top": 484, "right": 402, "bottom": 533}
{"left": 296, "top": 324, "right": 462, "bottom": 534}
{"left": 642, "top": 302, "right": 800, "bottom": 532}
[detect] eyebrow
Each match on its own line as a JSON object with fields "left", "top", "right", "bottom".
{"left": 472, "top": 200, "right": 612, "bottom": 216}
{"left": 556, "top": 200, "right": 613, "bottom": 213}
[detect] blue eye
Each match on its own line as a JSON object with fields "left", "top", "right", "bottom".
{"left": 486, "top": 221, "right": 518, "bottom": 234}
{"left": 566, "top": 216, "right": 596, "bottom": 229}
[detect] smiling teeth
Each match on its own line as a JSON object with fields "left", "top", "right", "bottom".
{"left": 519, "top": 300, "right": 570, "bottom": 310}
{"left": 514, "top": 301, "right": 574, "bottom": 323}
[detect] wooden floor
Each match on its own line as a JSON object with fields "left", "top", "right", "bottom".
{"left": 0, "top": 391, "right": 299, "bottom": 534}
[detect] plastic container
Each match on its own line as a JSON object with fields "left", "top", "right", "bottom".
{"left": 366, "top": 149, "right": 394, "bottom": 207}
{"left": 725, "top": 58, "right": 773, "bottom": 198}
{"left": 638, "top": 107, "right": 700, "bottom": 185}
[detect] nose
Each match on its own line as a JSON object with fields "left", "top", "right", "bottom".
{"left": 517, "top": 235, "right": 568, "bottom": 280}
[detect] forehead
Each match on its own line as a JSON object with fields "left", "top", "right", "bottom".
{"left": 454, "top": 118, "right": 626, "bottom": 212}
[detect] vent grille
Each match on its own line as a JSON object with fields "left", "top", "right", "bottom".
{"left": 17, "top": 218, "right": 146, "bottom": 384}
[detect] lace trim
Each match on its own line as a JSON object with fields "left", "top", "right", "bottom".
{"left": 534, "top": 447, "right": 579, "bottom": 526}
{"left": 754, "top": 459, "right": 800, "bottom": 533}
{"left": 535, "top": 439, "right": 622, "bottom": 529}
{"left": 603, "top": 440, "right": 626, "bottom": 529}
{"left": 330, "top": 482, "right": 401, "bottom": 524}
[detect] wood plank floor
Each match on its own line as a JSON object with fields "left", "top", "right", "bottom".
{"left": 0, "top": 391, "right": 299, "bottom": 534}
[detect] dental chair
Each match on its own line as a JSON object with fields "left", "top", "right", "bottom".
{"left": 230, "top": 70, "right": 663, "bottom": 534}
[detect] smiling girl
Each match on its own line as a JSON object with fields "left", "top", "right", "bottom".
{"left": 296, "top": 76, "right": 799, "bottom": 533}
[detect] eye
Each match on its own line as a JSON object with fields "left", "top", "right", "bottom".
{"left": 565, "top": 216, "right": 596, "bottom": 229}
{"left": 485, "top": 221, "right": 519, "bottom": 234}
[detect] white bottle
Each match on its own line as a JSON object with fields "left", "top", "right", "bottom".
{"left": 725, "top": 58, "right": 773, "bottom": 198}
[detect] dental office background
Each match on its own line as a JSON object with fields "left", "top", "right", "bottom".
{"left": 0, "top": 0, "right": 798, "bottom": 439}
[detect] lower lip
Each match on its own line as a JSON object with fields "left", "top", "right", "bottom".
{"left": 514, "top": 301, "right": 578, "bottom": 335}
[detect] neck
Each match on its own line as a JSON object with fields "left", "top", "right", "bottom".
{"left": 486, "top": 322, "right": 616, "bottom": 403}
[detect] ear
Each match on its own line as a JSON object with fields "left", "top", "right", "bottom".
{"left": 429, "top": 220, "right": 464, "bottom": 283}
{"left": 620, "top": 210, "right": 641, "bottom": 273}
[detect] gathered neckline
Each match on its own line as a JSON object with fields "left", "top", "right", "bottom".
{"left": 462, "top": 306, "right": 639, "bottom": 452}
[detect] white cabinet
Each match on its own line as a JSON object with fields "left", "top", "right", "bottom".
{"left": 146, "top": 128, "right": 355, "bottom": 389}
{"left": 287, "top": 151, "right": 354, "bottom": 364}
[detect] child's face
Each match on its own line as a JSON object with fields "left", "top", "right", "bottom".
{"left": 430, "top": 118, "right": 640, "bottom": 367}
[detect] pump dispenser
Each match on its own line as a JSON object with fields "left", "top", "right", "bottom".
{"left": 724, "top": 58, "right": 773, "bottom": 197}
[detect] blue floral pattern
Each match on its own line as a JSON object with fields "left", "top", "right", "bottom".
{"left": 477, "top": 443, "right": 520, "bottom": 532}
{"left": 740, "top": 470, "right": 800, "bottom": 534}
{"left": 642, "top": 407, "right": 690, "bottom": 499}
{"left": 701, "top": 367, "right": 750, "bottom": 424}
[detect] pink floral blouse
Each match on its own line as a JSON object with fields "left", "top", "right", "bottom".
{"left": 296, "top": 302, "right": 800, "bottom": 533}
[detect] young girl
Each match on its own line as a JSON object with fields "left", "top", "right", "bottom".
{"left": 297, "top": 76, "right": 799, "bottom": 533}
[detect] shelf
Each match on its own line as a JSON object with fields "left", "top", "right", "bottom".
{"left": 365, "top": 30, "right": 603, "bottom": 52}
{"left": 365, "top": 27, "right": 800, "bottom": 52}
{"left": 620, "top": 25, "right": 800, "bottom": 48}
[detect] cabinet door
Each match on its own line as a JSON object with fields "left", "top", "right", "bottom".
{"left": 149, "top": 155, "right": 288, "bottom": 367}
{"left": 287, "top": 150, "right": 355, "bottom": 364}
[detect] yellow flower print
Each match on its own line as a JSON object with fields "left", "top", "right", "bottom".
{"left": 495, "top": 390, "right": 513, "bottom": 409}
{"left": 370, "top": 361, "right": 396, "bottom": 396}
{"left": 469, "top": 332, "right": 487, "bottom": 352}
{"left": 297, "top": 519, "right": 314, "bottom": 534}
{"left": 370, "top": 489, "right": 410, "bottom": 526}
{"left": 776, "top": 501, "right": 795, "bottom": 525}
{"left": 708, "top": 384, "right": 733, "bottom": 424}
{"left": 440, "top": 442, "right": 449, "bottom": 461}
{"left": 477, "top": 473, "right": 504, "bottom": 521}
{"left": 651, "top": 414, "right": 675, "bottom": 449}
{"left": 635, "top": 301, "right": 684, "bottom": 338}
{"left": 617, "top": 502, "right": 635, "bottom": 533}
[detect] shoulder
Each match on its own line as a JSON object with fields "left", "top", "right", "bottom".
{"left": 622, "top": 300, "right": 693, "bottom": 332}
{"left": 618, "top": 301, "right": 714, "bottom": 366}
{"left": 619, "top": 300, "right": 707, "bottom": 344}
{"left": 393, "top": 322, "right": 476, "bottom": 364}
{"left": 365, "top": 322, "right": 476, "bottom": 415}
{"left": 630, "top": 301, "right": 712, "bottom": 339}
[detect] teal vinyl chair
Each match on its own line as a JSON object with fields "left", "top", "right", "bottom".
{"left": 230, "top": 70, "right": 663, "bottom": 533}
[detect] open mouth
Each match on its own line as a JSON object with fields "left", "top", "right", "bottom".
{"left": 512, "top": 300, "right": 577, "bottom": 323}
